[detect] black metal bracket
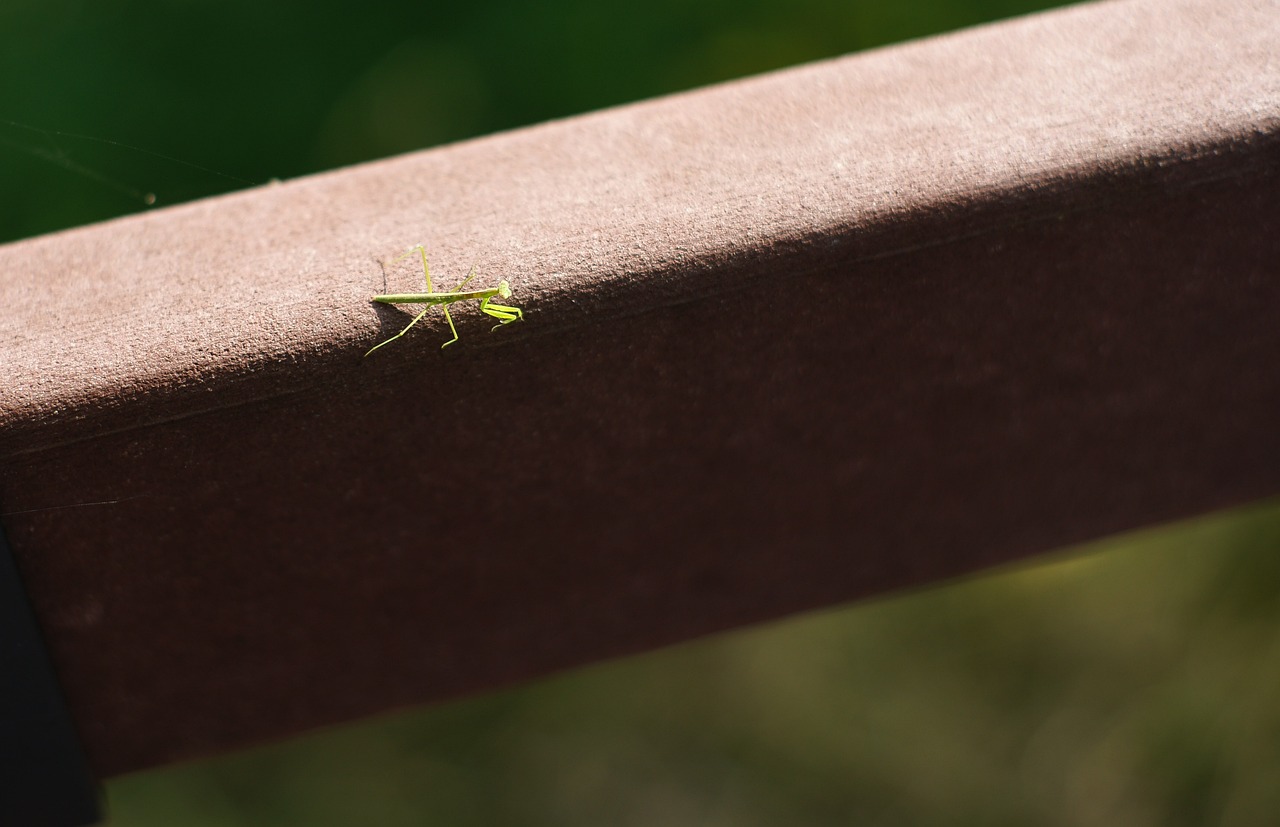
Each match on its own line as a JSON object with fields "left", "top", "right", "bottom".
{"left": 0, "top": 519, "right": 102, "bottom": 827}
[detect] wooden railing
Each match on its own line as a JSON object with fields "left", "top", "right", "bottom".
{"left": 0, "top": 0, "right": 1276, "bottom": 810}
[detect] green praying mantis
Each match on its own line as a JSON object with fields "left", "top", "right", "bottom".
{"left": 365, "top": 244, "right": 524, "bottom": 357}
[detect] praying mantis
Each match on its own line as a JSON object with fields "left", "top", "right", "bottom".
{"left": 365, "top": 244, "right": 523, "bottom": 357}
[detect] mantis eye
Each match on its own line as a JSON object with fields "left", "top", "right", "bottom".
{"left": 497, "top": 280, "right": 512, "bottom": 299}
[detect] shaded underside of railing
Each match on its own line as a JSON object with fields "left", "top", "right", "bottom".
{"left": 0, "top": 0, "right": 1277, "bottom": 778}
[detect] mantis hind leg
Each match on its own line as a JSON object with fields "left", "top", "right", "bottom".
{"left": 391, "top": 243, "right": 435, "bottom": 293}
{"left": 364, "top": 306, "right": 435, "bottom": 357}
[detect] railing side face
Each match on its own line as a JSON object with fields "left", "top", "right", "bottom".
{"left": 0, "top": 0, "right": 1277, "bottom": 776}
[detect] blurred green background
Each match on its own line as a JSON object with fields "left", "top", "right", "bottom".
{"left": 3, "top": 0, "right": 1278, "bottom": 824}
{"left": 0, "top": 0, "right": 1073, "bottom": 244}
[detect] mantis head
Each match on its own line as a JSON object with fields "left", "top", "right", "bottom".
{"left": 497, "top": 280, "right": 512, "bottom": 299}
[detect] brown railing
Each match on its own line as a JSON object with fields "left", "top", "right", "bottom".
{"left": 1, "top": 0, "right": 1277, "bottom": 786}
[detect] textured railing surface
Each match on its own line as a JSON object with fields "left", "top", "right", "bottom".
{"left": 0, "top": 0, "right": 1277, "bottom": 778}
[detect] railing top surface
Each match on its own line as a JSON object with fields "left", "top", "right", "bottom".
{"left": 1, "top": 0, "right": 1275, "bottom": 456}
